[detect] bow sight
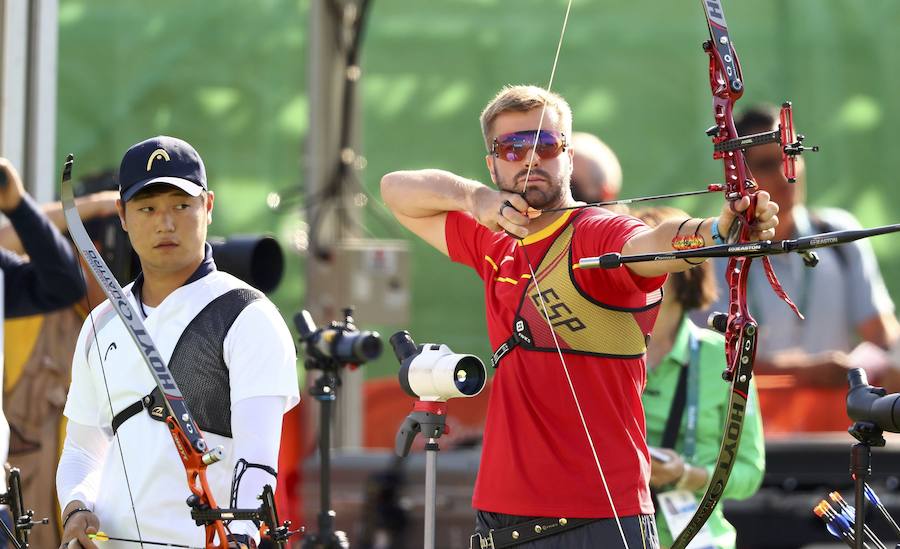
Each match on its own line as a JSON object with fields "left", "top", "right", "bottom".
{"left": 707, "top": 101, "right": 818, "bottom": 185}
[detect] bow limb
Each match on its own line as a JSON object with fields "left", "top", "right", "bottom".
{"left": 60, "top": 155, "right": 231, "bottom": 549}
{"left": 513, "top": 2, "right": 632, "bottom": 548}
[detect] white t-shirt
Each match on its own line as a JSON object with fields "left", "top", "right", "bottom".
{"left": 61, "top": 270, "right": 300, "bottom": 547}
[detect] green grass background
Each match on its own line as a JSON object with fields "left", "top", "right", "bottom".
{"left": 57, "top": 0, "right": 900, "bottom": 379}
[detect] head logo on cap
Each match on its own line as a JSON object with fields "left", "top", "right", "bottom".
{"left": 146, "top": 149, "right": 171, "bottom": 171}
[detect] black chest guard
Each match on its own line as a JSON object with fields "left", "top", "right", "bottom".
{"left": 112, "top": 287, "right": 263, "bottom": 438}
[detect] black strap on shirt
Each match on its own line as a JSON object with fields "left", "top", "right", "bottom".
{"left": 112, "top": 389, "right": 168, "bottom": 434}
{"left": 490, "top": 317, "right": 533, "bottom": 368}
{"left": 111, "top": 400, "right": 145, "bottom": 434}
{"left": 649, "top": 357, "right": 690, "bottom": 510}
{"left": 809, "top": 212, "right": 849, "bottom": 268}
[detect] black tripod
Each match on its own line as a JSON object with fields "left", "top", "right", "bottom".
{"left": 847, "top": 421, "right": 885, "bottom": 549}
{"left": 846, "top": 368, "right": 900, "bottom": 549}
{"left": 302, "top": 363, "right": 350, "bottom": 549}
{"left": 295, "top": 308, "right": 382, "bottom": 549}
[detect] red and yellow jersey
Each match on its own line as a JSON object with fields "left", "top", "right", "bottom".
{"left": 446, "top": 208, "right": 665, "bottom": 518}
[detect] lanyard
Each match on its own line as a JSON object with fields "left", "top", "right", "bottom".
{"left": 683, "top": 327, "right": 701, "bottom": 461}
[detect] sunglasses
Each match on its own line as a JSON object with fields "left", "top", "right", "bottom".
{"left": 491, "top": 130, "right": 567, "bottom": 162}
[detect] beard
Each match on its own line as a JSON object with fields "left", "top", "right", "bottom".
{"left": 496, "top": 168, "right": 566, "bottom": 210}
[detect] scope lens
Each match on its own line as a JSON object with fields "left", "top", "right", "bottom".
{"left": 355, "top": 333, "right": 383, "bottom": 361}
{"left": 454, "top": 357, "right": 486, "bottom": 396}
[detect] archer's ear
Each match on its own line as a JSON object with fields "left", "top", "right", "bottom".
{"left": 116, "top": 199, "right": 127, "bottom": 232}
{"left": 485, "top": 155, "right": 497, "bottom": 185}
{"left": 205, "top": 191, "right": 215, "bottom": 224}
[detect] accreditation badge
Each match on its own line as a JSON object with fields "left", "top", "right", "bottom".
{"left": 656, "top": 490, "right": 717, "bottom": 549}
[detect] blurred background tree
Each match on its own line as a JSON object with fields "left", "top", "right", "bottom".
{"left": 57, "top": 0, "right": 900, "bottom": 378}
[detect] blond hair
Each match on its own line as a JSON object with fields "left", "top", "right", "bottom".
{"left": 479, "top": 85, "right": 573, "bottom": 151}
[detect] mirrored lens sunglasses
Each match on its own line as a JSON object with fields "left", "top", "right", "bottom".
{"left": 491, "top": 130, "right": 567, "bottom": 162}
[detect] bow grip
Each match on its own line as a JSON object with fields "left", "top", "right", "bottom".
{"left": 725, "top": 191, "right": 759, "bottom": 242}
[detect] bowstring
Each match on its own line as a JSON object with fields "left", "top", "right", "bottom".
{"left": 520, "top": 0, "right": 571, "bottom": 196}
{"left": 75, "top": 236, "right": 147, "bottom": 549}
{"left": 517, "top": 2, "right": 631, "bottom": 547}
{"left": 518, "top": 247, "right": 631, "bottom": 549}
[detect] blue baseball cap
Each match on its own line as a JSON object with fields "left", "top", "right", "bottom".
{"left": 118, "top": 136, "right": 208, "bottom": 202}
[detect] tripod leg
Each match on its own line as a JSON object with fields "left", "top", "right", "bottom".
{"left": 852, "top": 444, "right": 871, "bottom": 549}
{"left": 424, "top": 440, "right": 439, "bottom": 549}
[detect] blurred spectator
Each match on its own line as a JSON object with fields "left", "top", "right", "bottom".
{"left": 0, "top": 157, "right": 89, "bottom": 546}
{"left": 638, "top": 207, "right": 764, "bottom": 549}
{"left": 569, "top": 131, "right": 622, "bottom": 203}
{"left": 0, "top": 159, "right": 87, "bottom": 317}
{"left": 1, "top": 171, "right": 119, "bottom": 549}
{"left": 700, "top": 104, "right": 900, "bottom": 433}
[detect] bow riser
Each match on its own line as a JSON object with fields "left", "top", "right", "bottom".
{"left": 723, "top": 256, "right": 755, "bottom": 380}
{"left": 704, "top": 25, "right": 755, "bottom": 219}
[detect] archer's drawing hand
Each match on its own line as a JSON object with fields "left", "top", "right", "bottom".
{"left": 0, "top": 158, "right": 27, "bottom": 213}
{"left": 472, "top": 186, "right": 537, "bottom": 239}
{"left": 60, "top": 509, "right": 101, "bottom": 549}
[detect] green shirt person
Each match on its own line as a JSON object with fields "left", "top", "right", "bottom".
{"left": 637, "top": 206, "right": 765, "bottom": 549}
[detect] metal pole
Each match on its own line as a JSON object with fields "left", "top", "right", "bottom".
{"left": 851, "top": 443, "right": 870, "bottom": 549}
{"left": 317, "top": 374, "right": 336, "bottom": 540}
{"left": 306, "top": 0, "right": 365, "bottom": 450}
{"left": 424, "top": 439, "right": 439, "bottom": 549}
